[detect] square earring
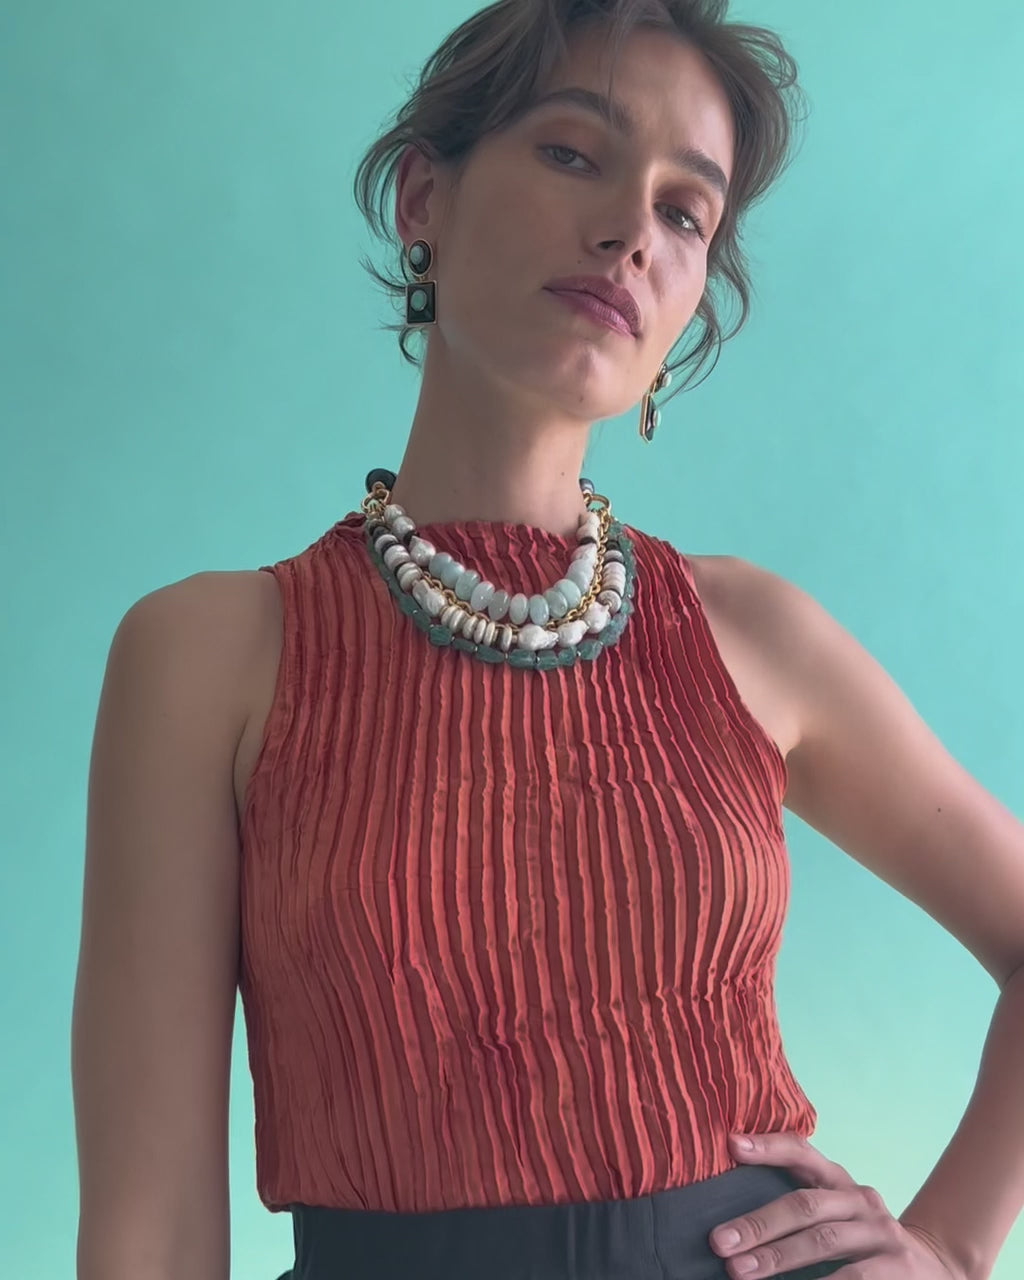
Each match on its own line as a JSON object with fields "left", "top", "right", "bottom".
{"left": 404, "top": 239, "right": 437, "bottom": 326}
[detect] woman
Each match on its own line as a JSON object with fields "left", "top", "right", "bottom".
{"left": 252, "top": 1, "right": 847, "bottom": 1275}
{"left": 73, "top": 1, "right": 1014, "bottom": 1278}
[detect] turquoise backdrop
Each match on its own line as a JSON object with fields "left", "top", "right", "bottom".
{"left": 2, "top": 1, "right": 1022, "bottom": 1276}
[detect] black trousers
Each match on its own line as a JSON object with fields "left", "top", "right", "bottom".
{"left": 273, "top": 1163, "right": 848, "bottom": 1279}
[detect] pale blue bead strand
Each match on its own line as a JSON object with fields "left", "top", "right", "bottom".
{"left": 454, "top": 567, "right": 480, "bottom": 601}
{"left": 543, "top": 587, "right": 568, "bottom": 620}
{"left": 439, "top": 560, "right": 464, "bottom": 590}
{"left": 429, "top": 551, "right": 453, "bottom": 579}
{"left": 528, "top": 594, "right": 550, "bottom": 625}
{"left": 565, "top": 567, "right": 591, "bottom": 596}
{"left": 555, "top": 577, "right": 583, "bottom": 609}
{"left": 487, "top": 588, "right": 510, "bottom": 621}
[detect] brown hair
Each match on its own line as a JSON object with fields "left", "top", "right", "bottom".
{"left": 353, "top": 0, "right": 806, "bottom": 396}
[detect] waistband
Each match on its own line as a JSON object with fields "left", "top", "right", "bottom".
{"left": 278, "top": 1164, "right": 849, "bottom": 1279}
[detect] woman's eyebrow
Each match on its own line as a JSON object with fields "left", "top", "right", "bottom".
{"left": 522, "top": 86, "right": 730, "bottom": 200}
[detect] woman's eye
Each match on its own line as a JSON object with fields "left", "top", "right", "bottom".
{"left": 542, "top": 146, "right": 707, "bottom": 240}
{"left": 661, "top": 205, "right": 706, "bottom": 239}
{"left": 542, "top": 144, "right": 591, "bottom": 170}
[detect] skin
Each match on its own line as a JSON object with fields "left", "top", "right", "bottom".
{"left": 388, "top": 22, "right": 735, "bottom": 537}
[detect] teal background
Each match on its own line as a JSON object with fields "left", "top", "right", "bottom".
{"left": 3, "top": 1, "right": 1023, "bottom": 1276}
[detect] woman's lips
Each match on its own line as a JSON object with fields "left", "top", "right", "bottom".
{"left": 545, "top": 288, "right": 636, "bottom": 337}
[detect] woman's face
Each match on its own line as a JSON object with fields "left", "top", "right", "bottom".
{"left": 396, "top": 24, "right": 736, "bottom": 423}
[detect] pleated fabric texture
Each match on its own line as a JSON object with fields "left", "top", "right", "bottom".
{"left": 238, "top": 510, "right": 817, "bottom": 1217}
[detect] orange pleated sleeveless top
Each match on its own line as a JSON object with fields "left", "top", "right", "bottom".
{"left": 237, "top": 509, "right": 817, "bottom": 1215}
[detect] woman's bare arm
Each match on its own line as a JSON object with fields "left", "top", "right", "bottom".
{"left": 72, "top": 573, "right": 255, "bottom": 1280}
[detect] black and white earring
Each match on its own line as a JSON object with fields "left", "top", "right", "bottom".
{"left": 639, "top": 363, "right": 672, "bottom": 442}
{"left": 404, "top": 239, "right": 437, "bottom": 326}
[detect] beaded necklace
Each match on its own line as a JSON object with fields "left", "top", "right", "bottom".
{"left": 360, "top": 470, "right": 637, "bottom": 670}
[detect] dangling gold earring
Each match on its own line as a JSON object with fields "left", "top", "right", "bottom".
{"left": 404, "top": 239, "right": 437, "bottom": 325}
{"left": 638, "top": 363, "right": 672, "bottom": 442}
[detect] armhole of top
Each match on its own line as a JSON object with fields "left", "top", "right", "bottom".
{"left": 675, "top": 550, "right": 789, "bottom": 795}
{"left": 239, "top": 562, "right": 292, "bottom": 836}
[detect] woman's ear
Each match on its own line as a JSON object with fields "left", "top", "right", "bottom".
{"left": 394, "top": 143, "right": 441, "bottom": 246}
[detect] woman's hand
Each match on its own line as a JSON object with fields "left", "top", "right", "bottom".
{"left": 709, "top": 1131, "right": 969, "bottom": 1278}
